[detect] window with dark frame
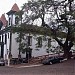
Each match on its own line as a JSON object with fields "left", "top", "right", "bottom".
{"left": 37, "top": 37, "right": 42, "bottom": 47}
{"left": 5, "top": 34, "right": 7, "bottom": 44}
{"left": 9, "top": 18, "right": 11, "bottom": 25}
{"left": 0, "top": 36, "right": 1, "bottom": 42}
{"left": 27, "top": 36, "right": 32, "bottom": 46}
{"left": 15, "top": 16, "right": 19, "bottom": 25}
{"left": 2, "top": 35, "right": 3, "bottom": 42}
{"left": 48, "top": 38, "right": 51, "bottom": 47}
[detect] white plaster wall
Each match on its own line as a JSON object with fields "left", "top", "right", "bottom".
{"left": 4, "top": 32, "right": 10, "bottom": 59}
{"left": 11, "top": 33, "right": 26, "bottom": 58}
{"left": 8, "top": 15, "right": 12, "bottom": 26}
{"left": 21, "top": 52, "right": 26, "bottom": 58}
{"left": 31, "top": 37, "right": 59, "bottom": 57}
{"left": 31, "top": 37, "right": 48, "bottom": 57}
{"left": 7, "top": 32, "right": 10, "bottom": 51}
{"left": 4, "top": 45, "right": 7, "bottom": 60}
{"left": 12, "top": 15, "right": 15, "bottom": 25}
{"left": 11, "top": 33, "right": 19, "bottom": 58}
{"left": 11, "top": 34, "right": 49, "bottom": 58}
{"left": 9, "top": 33, "right": 60, "bottom": 58}
{"left": 3, "top": 34, "right": 7, "bottom": 60}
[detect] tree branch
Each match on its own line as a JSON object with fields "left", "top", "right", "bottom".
{"left": 54, "top": 37, "right": 64, "bottom": 47}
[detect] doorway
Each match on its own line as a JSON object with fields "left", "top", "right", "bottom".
{"left": 1, "top": 44, "right": 4, "bottom": 58}
{"left": 26, "top": 48, "right": 32, "bottom": 60}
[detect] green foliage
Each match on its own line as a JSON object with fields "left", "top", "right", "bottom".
{"left": 42, "top": 36, "right": 47, "bottom": 41}
{"left": 15, "top": 10, "right": 24, "bottom": 20}
{"left": 12, "top": 0, "right": 75, "bottom": 58}
{"left": 15, "top": 32, "right": 26, "bottom": 53}
{"left": 15, "top": 10, "right": 24, "bottom": 26}
{"left": 12, "top": 24, "right": 52, "bottom": 36}
{"left": 18, "top": 43, "right": 25, "bottom": 52}
{"left": 21, "top": 0, "right": 52, "bottom": 26}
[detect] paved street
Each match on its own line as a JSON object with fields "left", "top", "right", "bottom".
{"left": 0, "top": 59, "right": 75, "bottom": 75}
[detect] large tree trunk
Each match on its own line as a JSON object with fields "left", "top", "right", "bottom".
{"left": 55, "top": 37, "right": 73, "bottom": 59}
{"left": 63, "top": 46, "right": 72, "bottom": 59}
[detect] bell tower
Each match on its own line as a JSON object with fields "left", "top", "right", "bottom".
{"left": 7, "top": 3, "right": 19, "bottom": 26}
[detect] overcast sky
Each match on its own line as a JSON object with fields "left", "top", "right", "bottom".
{"left": 0, "top": 0, "right": 28, "bottom": 17}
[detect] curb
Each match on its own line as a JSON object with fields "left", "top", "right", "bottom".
{"left": 7, "top": 64, "right": 43, "bottom": 68}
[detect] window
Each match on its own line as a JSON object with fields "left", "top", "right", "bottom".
{"left": 2, "top": 35, "right": 3, "bottom": 42}
{"left": 15, "top": 16, "right": 19, "bottom": 25}
{"left": 48, "top": 39, "right": 51, "bottom": 47}
{"left": 27, "top": 36, "right": 32, "bottom": 46}
{"left": 9, "top": 18, "right": 11, "bottom": 25}
{"left": 0, "top": 21, "right": 3, "bottom": 29}
{"left": 0, "top": 36, "right": 1, "bottom": 42}
{"left": 37, "top": 37, "right": 42, "bottom": 47}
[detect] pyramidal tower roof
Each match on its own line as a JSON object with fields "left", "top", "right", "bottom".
{"left": 11, "top": 3, "right": 20, "bottom": 12}
{"left": 0, "top": 14, "right": 7, "bottom": 27}
{"left": 7, "top": 3, "right": 20, "bottom": 15}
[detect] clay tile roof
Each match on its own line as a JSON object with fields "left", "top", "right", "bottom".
{"left": 11, "top": 3, "right": 19, "bottom": 12}
{"left": 0, "top": 14, "right": 7, "bottom": 27}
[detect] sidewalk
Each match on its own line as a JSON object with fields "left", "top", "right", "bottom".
{"left": 6, "top": 63, "right": 42, "bottom": 68}
{"left": 6, "top": 57, "right": 68, "bottom": 68}
{"left": 9, "top": 58, "right": 68, "bottom": 68}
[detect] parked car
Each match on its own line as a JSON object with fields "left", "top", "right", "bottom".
{"left": 57, "top": 56, "right": 64, "bottom": 62}
{"left": 73, "top": 56, "right": 75, "bottom": 59}
{"left": 0, "top": 59, "right": 5, "bottom": 66}
{"left": 42, "top": 56, "right": 64, "bottom": 65}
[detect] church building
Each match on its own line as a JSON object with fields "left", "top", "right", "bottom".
{"left": 0, "top": 3, "right": 59, "bottom": 61}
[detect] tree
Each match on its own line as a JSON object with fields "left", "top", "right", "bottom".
{"left": 13, "top": 0, "right": 75, "bottom": 59}
{"left": 49, "top": 0, "right": 75, "bottom": 59}
{"left": 22, "top": 0, "right": 52, "bottom": 26}
{"left": 15, "top": 10, "right": 24, "bottom": 24}
{"left": 15, "top": 10, "right": 24, "bottom": 57}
